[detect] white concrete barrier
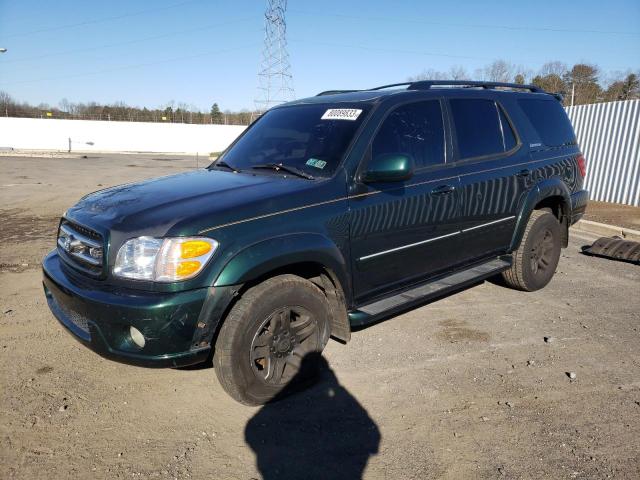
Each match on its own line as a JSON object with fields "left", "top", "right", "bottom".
{"left": 0, "top": 117, "right": 246, "bottom": 154}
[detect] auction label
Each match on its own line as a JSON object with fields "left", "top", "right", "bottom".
{"left": 321, "top": 108, "right": 362, "bottom": 121}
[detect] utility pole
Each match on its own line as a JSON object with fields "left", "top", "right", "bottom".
{"left": 255, "top": 0, "right": 295, "bottom": 114}
{"left": 571, "top": 83, "right": 575, "bottom": 107}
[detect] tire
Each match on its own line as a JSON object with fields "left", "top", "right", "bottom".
{"left": 213, "top": 274, "right": 330, "bottom": 405}
{"left": 502, "top": 210, "right": 562, "bottom": 292}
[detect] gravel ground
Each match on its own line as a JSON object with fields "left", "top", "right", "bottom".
{"left": 1, "top": 154, "right": 639, "bottom": 479}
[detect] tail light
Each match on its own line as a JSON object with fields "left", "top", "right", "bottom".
{"left": 577, "top": 154, "right": 587, "bottom": 178}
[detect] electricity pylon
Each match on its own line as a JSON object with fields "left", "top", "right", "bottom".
{"left": 255, "top": 0, "right": 295, "bottom": 114}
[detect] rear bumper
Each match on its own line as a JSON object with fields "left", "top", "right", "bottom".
{"left": 42, "top": 250, "right": 235, "bottom": 368}
{"left": 570, "top": 189, "right": 589, "bottom": 225}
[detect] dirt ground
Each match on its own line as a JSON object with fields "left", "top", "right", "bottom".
{"left": 1, "top": 154, "right": 639, "bottom": 479}
{"left": 584, "top": 201, "right": 640, "bottom": 231}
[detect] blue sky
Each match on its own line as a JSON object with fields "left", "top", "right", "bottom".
{"left": 1, "top": 0, "right": 638, "bottom": 111}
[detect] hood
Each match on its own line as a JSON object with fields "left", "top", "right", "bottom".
{"left": 65, "top": 169, "right": 326, "bottom": 238}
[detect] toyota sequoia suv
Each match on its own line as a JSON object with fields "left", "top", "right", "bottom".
{"left": 43, "top": 80, "right": 589, "bottom": 405}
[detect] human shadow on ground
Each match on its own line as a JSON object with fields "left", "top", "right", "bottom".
{"left": 245, "top": 353, "right": 381, "bottom": 480}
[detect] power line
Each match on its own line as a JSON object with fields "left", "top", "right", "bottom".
{"left": 288, "top": 10, "right": 640, "bottom": 36}
{"left": 1, "top": 0, "right": 206, "bottom": 39}
{"left": 289, "top": 39, "right": 493, "bottom": 61}
{"left": 1, "top": 17, "right": 258, "bottom": 65}
{"left": 0, "top": 43, "right": 261, "bottom": 87}
{"left": 289, "top": 39, "right": 639, "bottom": 72}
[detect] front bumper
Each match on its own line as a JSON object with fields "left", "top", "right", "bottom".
{"left": 570, "top": 189, "right": 589, "bottom": 225}
{"left": 42, "top": 250, "right": 235, "bottom": 368}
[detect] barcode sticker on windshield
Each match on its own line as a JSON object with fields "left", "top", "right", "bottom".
{"left": 321, "top": 108, "right": 362, "bottom": 121}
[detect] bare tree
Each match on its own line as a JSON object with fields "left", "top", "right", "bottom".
{"left": 59, "top": 98, "right": 72, "bottom": 113}
{"left": 540, "top": 61, "right": 568, "bottom": 78}
{"left": 1, "top": 91, "right": 13, "bottom": 115}
{"left": 448, "top": 65, "right": 469, "bottom": 80}
{"left": 407, "top": 68, "right": 448, "bottom": 81}
{"left": 483, "top": 60, "right": 516, "bottom": 83}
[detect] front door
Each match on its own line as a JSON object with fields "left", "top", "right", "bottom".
{"left": 348, "top": 99, "right": 461, "bottom": 304}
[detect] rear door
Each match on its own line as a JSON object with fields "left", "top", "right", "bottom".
{"left": 348, "top": 99, "right": 461, "bottom": 303}
{"left": 449, "top": 96, "right": 532, "bottom": 263}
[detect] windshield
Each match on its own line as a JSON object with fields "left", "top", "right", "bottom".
{"left": 215, "top": 104, "right": 370, "bottom": 178}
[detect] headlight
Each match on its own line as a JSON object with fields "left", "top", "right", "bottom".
{"left": 113, "top": 237, "right": 218, "bottom": 282}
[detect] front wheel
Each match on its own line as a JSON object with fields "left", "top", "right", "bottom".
{"left": 502, "top": 210, "right": 562, "bottom": 292}
{"left": 213, "top": 274, "right": 330, "bottom": 405}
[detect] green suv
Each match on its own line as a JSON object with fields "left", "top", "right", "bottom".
{"left": 43, "top": 80, "right": 588, "bottom": 405}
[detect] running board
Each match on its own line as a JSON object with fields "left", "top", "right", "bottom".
{"left": 348, "top": 257, "right": 512, "bottom": 326}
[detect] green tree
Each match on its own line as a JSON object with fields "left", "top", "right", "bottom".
{"left": 210, "top": 103, "right": 223, "bottom": 124}
{"left": 532, "top": 73, "right": 566, "bottom": 94}
{"left": 514, "top": 73, "right": 525, "bottom": 85}
{"left": 564, "top": 64, "right": 602, "bottom": 105}
{"left": 605, "top": 73, "right": 640, "bottom": 101}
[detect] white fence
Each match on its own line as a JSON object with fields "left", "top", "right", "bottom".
{"left": 0, "top": 117, "right": 246, "bottom": 154}
{"left": 566, "top": 100, "right": 640, "bottom": 207}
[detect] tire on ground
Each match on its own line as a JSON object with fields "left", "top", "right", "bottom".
{"left": 213, "top": 274, "right": 330, "bottom": 405}
{"left": 502, "top": 210, "right": 562, "bottom": 292}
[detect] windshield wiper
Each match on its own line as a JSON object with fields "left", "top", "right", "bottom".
{"left": 212, "top": 160, "right": 241, "bottom": 173}
{"left": 251, "top": 163, "right": 315, "bottom": 180}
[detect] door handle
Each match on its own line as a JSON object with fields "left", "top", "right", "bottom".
{"left": 516, "top": 169, "right": 531, "bottom": 178}
{"left": 431, "top": 184, "right": 456, "bottom": 196}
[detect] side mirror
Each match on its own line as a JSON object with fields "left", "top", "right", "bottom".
{"left": 361, "top": 153, "right": 415, "bottom": 183}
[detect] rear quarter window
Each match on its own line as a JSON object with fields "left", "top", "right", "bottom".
{"left": 518, "top": 99, "right": 576, "bottom": 147}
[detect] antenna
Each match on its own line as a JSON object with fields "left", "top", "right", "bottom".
{"left": 255, "top": 0, "right": 295, "bottom": 113}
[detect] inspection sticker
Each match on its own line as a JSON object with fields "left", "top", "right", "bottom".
{"left": 321, "top": 108, "right": 362, "bottom": 121}
{"left": 306, "top": 158, "right": 327, "bottom": 169}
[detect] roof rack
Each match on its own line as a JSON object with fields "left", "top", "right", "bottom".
{"left": 406, "top": 80, "right": 544, "bottom": 93}
{"left": 316, "top": 80, "right": 549, "bottom": 97}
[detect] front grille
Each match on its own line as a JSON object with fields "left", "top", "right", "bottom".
{"left": 57, "top": 220, "right": 105, "bottom": 276}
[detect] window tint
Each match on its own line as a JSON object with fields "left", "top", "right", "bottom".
{"left": 518, "top": 99, "right": 576, "bottom": 147}
{"left": 450, "top": 98, "right": 508, "bottom": 159}
{"left": 499, "top": 108, "right": 517, "bottom": 151}
{"left": 372, "top": 100, "right": 445, "bottom": 169}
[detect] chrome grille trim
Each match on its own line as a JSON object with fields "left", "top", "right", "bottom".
{"left": 59, "top": 223, "right": 102, "bottom": 249}
{"left": 57, "top": 220, "right": 104, "bottom": 275}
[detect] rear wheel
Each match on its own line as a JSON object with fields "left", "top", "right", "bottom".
{"left": 502, "top": 210, "right": 562, "bottom": 292}
{"left": 213, "top": 274, "right": 329, "bottom": 405}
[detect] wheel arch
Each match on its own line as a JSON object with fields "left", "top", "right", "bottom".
{"left": 511, "top": 178, "right": 572, "bottom": 251}
{"left": 213, "top": 234, "right": 352, "bottom": 342}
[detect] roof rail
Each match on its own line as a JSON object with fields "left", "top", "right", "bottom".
{"left": 406, "top": 80, "right": 545, "bottom": 93}
{"left": 369, "top": 82, "right": 414, "bottom": 91}
{"left": 316, "top": 89, "right": 361, "bottom": 96}
{"left": 316, "top": 80, "right": 550, "bottom": 97}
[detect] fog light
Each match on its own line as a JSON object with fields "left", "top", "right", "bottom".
{"left": 129, "top": 326, "right": 145, "bottom": 348}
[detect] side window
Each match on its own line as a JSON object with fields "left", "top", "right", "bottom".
{"left": 518, "top": 98, "right": 576, "bottom": 147}
{"left": 372, "top": 100, "right": 445, "bottom": 169}
{"left": 450, "top": 98, "right": 515, "bottom": 160}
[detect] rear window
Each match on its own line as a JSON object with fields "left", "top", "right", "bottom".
{"left": 450, "top": 98, "right": 518, "bottom": 160}
{"left": 518, "top": 99, "right": 576, "bottom": 147}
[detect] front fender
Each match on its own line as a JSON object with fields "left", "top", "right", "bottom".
{"left": 510, "top": 178, "right": 572, "bottom": 251}
{"left": 213, "top": 233, "right": 350, "bottom": 296}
